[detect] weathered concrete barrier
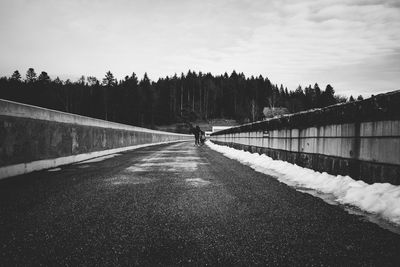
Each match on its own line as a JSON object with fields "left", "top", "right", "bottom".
{"left": 211, "top": 90, "right": 400, "bottom": 185}
{"left": 0, "top": 99, "right": 191, "bottom": 179}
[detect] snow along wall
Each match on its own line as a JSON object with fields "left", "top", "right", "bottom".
{"left": 0, "top": 99, "right": 191, "bottom": 179}
{"left": 210, "top": 90, "right": 400, "bottom": 185}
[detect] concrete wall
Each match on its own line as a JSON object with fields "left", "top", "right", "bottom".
{"left": 211, "top": 90, "right": 400, "bottom": 185}
{"left": 0, "top": 99, "right": 191, "bottom": 179}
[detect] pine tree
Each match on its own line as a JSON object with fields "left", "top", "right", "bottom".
{"left": 102, "top": 71, "right": 117, "bottom": 120}
{"left": 11, "top": 70, "right": 21, "bottom": 81}
{"left": 323, "top": 84, "right": 336, "bottom": 106}
{"left": 102, "top": 71, "right": 116, "bottom": 86}
{"left": 25, "top": 68, "right": 37, "bottom": 83}
{"left": 38, "top": 71, "right": 50, "bottom": 82}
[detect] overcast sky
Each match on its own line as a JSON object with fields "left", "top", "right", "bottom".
{"left": 0, "top": 0, "right": 399, "bottom": 96}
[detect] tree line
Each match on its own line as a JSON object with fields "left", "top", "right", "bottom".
{"left": 0, "top": 68, "right": 362, "bottom": 128}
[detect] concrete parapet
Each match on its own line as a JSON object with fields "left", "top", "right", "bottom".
{"left": 0, "top": 99, "right": 191, "bottom": 179}
{"left": 211, "top": 90, "right": 400, "bottom": 185}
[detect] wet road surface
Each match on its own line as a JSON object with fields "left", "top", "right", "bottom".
{"left": 1, "top": 141, "right": 400, "bottom": 266}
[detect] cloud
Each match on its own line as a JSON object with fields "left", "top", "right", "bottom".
{"left": 211, "top": 0, "right": 400, "bottom": 94}
{"left": 0, "top": 0, "right": 399, "bottom": 96}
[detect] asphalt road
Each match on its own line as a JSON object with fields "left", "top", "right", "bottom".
{"left": 1, "top": 141, "right": 400, "bottom": 266}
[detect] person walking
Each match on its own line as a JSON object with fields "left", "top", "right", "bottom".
{"left": 199, "top": 129, "right": 206, "bottom": 145}
{"left": 192, "top": 125, "right": 201, "bottom": 146}
{"left": 195, "top": 125, "right": 201, "bottom": 146}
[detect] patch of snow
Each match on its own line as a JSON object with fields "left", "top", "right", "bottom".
{"left": 146, "top": 156, "right": 201, "bottom": 162}
{"left": 78, "top": 165, "right": 91, "bottom": 168}
{"left": 77, "top": 153, "right": 122, "bottom": 164}
{"left": 185, "top": 178, "right": 210, "bottom": 187}
{"left": 125, "top": 166, "right": 149, "bottom": 172}
{"left": 206, "top": 141, "right": 400, "bottom": 226}
{"left": 108, "top": 175, "right": 154, "bottom": 185}
{"left": 156, "top": 150, "right": 193, "bottom": 153}
{"left": 139, "top": 162, "right": 203, "bottom": 171}
{"left": 47, "top": 167, "right": 61, "bottom": 172}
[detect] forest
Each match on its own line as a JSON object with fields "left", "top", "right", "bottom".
{"left": 0, "top": 68, "right": 362, "bottom": 129}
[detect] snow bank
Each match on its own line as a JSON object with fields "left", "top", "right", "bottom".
{"left": 206, "top": 141, "right": 400, "bottom": 225}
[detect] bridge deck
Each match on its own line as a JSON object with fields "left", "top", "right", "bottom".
{"left": 1, "top": 142, "right": 400, "bottom": 265}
